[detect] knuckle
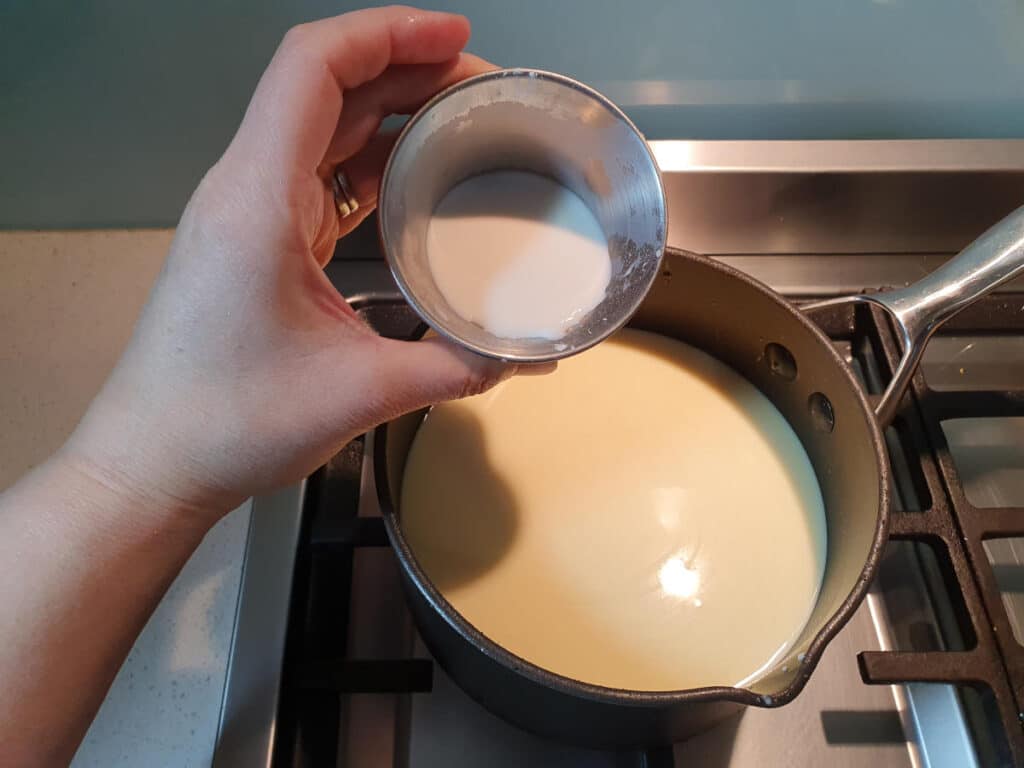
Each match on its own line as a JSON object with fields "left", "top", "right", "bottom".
{"left": 456, "top": 368, "right": 500, "bottom": 400}
{"left": 280, "top": 23, "right": 307, "bottom": 46}
{"left": 281, "top": 22, "right": 313, "bottom": 50}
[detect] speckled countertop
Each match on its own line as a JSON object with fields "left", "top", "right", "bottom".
{"left": 0, "top": 231, "right": 252, "bottom": 767}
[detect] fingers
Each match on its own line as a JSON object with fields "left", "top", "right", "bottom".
{"left": 371, "top": 336, "right": 518, "bottom": 416}
{"left": 310, "top": 130, "right": 399, "bottom": 261}
{"left": 330, "top": 131, "right": 399, "bottom": 241}
{"left": 516, "top": 362, "right": 558, "bottom": 376}
{"left": 231, "top": 6, "right": 471, "bottom": 175}
{"left": 322, "top": 53, "right": 497, "bottom": 165}
{"left": 322, "top": 332, "right": 560, "bottom": 441}
{"left": 321, "top": 54, "right": 496, "bottom": 242}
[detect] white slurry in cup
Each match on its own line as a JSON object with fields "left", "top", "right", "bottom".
{"left": 427, "top": 171, "right": 611, "bottom": 340}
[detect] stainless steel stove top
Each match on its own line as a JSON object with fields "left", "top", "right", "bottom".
{"left": 212, "top": 140, "right": 1024, "bottom": 768}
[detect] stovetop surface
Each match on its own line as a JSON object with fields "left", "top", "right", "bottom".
{"left": 213, "top": 141, "right": 1024, "bottom": 768}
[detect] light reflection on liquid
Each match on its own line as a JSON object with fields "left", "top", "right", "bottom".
{"left": 658, "top": 556, "right": 700, "bottom": 600}
{"left": 654, "top": 486, "right": 687, "bottom": 532}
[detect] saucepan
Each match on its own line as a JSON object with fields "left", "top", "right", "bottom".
{"left": 375, "top": 204, "right": 1024, "bottom": 747}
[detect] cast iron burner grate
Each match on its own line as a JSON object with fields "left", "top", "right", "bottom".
{"left": 805, "top": 293, "right": 1024, "bottom": 766}
{"left": 272, "top": 294, "right": 1024, "bottom": 767}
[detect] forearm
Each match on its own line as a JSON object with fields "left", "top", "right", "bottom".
{"left": 0, "top": 451, "right": 211, "bottom": 765}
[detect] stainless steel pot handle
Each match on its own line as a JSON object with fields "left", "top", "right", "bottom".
{"left": 806, "top": 203, "right": 1024, "bottom": 426}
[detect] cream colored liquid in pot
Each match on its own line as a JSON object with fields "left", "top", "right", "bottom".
{"left": 400, "top": 329, "right": 827, "bottom": 691}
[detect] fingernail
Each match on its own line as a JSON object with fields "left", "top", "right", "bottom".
{"left": 515, "top": 362, "right": 558, "bottom": 376}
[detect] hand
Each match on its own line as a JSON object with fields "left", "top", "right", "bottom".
{"left": 64, "top": 7, "right": 515, "bottom": 523}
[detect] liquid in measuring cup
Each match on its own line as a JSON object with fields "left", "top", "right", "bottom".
{"left": 426, "top": 171, "right": 612, "bottom": 340}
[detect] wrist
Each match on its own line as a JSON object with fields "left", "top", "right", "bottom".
{"left": 2, "top": 452, "right": 213, "bottom": 570}
{"left": 54, "top": 432, "right": 227, "bottom": 537}
{"left": 60, "top": 376, "right": 248, "bottom": 528}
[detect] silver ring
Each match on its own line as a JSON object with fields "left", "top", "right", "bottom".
{"left": 331, "top": 167, "right": 360, "bottom": 219}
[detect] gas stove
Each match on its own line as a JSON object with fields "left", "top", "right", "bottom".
{"left": 213, "top": 140, "right": 1024, "bottom": 768}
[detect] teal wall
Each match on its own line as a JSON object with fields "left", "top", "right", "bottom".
{"left": 2, "top": 1, "right": 1023, "bottom": 228}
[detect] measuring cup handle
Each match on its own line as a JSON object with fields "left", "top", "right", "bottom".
{"left": 867, "top": 203, "right": 1024, "bottom": 425}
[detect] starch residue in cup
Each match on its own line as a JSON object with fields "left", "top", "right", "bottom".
{"left": 426, "top": 171, "right": 611, "bottom": 340}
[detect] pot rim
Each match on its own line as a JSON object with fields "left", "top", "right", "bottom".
{"left": 375, "top": 248, "right": 890, "bottom": 710}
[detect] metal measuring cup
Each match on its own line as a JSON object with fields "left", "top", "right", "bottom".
{"left": 378, "top": 68, "right": 667, "bottom": 363}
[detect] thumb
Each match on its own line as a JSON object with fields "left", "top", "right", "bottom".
{"left": 372, "top": 336, "right": 519, "bottom": 414}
